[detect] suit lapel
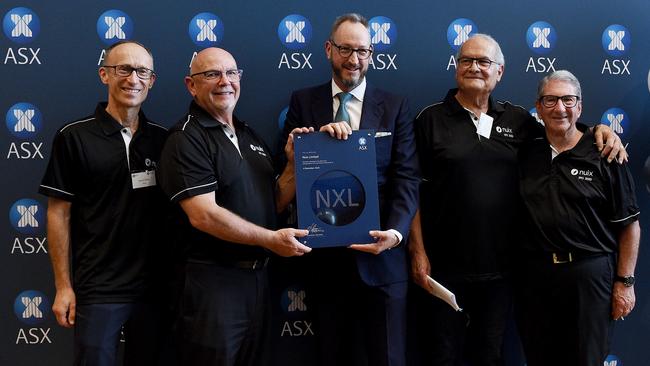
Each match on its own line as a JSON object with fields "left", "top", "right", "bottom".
{"left": 359, "top": 84, "right": 384, "bottom": 130}
{"left": 311, "top": 82, "right": 333, "bottom": 128}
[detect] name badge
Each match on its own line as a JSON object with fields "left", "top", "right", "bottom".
{"left": 477, "top": 113, "right": 493, "bottom": 139}
{"left": 131, "top": 170, "right": 156, "bottom": 189}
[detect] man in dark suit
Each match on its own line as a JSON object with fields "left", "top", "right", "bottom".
{"left": 282, "top": 13, "right": 419, "bottom": 366}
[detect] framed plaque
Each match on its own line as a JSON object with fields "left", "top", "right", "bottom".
{"left": 294, "top": 130, "right": 380, "bottom": 248}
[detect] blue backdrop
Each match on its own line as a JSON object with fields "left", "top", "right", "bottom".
{"left": 2, "top": 1, "right": 649, "bottom": 365}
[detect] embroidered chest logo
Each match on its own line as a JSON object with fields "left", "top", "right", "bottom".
{"left": 249, "top": 144, "right": 267, "bottom": 157}
{"left": 495, "top": 126, "right": 514, "bottom": 138}
{"left": 570, "top": 168, "right": 594, "bottom": 181}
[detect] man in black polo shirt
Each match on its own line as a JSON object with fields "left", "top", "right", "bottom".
{"left": 409, "top": 34, "right": 626, "bottom": 365}
{"left": 517, "top": 70, "right": 640, "bottom": 366}
{"left": 157, "top": 47, "right": 311, "bottom": 366}
{"left": 39, "top": 41, "right": 170, "bottom": 365}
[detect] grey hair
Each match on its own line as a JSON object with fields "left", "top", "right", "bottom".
{"left": 537, "top": 70, "right": 582, "bottom": 99}
{"left": 456, "top": 33, "right": 505, "bottom": 65}
{"left": 329, "top": 13, "right": 369, "bottom": 40}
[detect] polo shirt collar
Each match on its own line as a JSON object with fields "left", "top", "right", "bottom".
{"left": 188, "top": 100, "right": 245, "bottom": 129}
{"left": 548, "top": 123, "right": 593, "bottom": 158}
{"left": 443, "top": 88, "right": 504, "bottom": 116}
{"left": 94, "top": 102, "right": 151, "bottom": 136}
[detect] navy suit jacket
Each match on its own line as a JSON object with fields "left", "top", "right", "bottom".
{"left": 283, "top": 81, "right": 419, "bottom": 286}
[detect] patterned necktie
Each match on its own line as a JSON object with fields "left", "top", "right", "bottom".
{"left": 334, "top": 92, "right": 353, "bottom": 126}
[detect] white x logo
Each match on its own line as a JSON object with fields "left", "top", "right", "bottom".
{"left": 608, "top": 30, "right": 625, "bottom": 51}
{"left": 17, "top": 205, "right": 39, "bottom": 228}
{"left": 21, "top": 296, "right": 43, "bottom": 319}
{"left": 453, "top": 24, "right": 472, "bottom": 46}
{"left": 196, "top": 19, "right": 217, "bottom": 42}
{"left": 104, "top": 16, "right": 126, "bottom": 40}
{"left": 371, "top": 22, "right": 391, "bottom": 45}
{"left": 532, "top": 27, "right": 551, "bottom": 48}
{"left": 13, "top": 109, "right": 35, "bottom": 132}
{"left": 11, "top": 13, "right": 33, "bottom": 37}
{"left": 607, "top": 113, "right": 624, "bottom": 134}
{"left": 287, "top": 290, "right": 307, "bottom": 311}
{"left": 285, "top": 21, "right": 305, "bottom": 43}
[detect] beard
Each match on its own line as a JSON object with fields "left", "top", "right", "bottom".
{"left": 331, "top": 59, "right": 366, "bottom": 90}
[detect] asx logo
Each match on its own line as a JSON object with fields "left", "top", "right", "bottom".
{"left": 526, "top": 21, "right": 556, "bottom": 54}
{"left": 604, "top": 354, "right": 621, "bottom": 366}
{"left": 13, "top": 290, "right": 49, "bottom": 325}
{"left": 280, "top": 286, "right": 314, "bottom": 337}
{"left": 3, "top": 7, "right": 42, "bottom": 65}
{"left": 445, "top": 18, "right": 477, "bottom": 70}
{"left": 525, "top": 21, "right": 558, "bottom": 73}
{"left": 3, "top": 7, "right": 40, "bottom": 44}
{"left": 447, "top": 18, "right": 477, "bottom": 51}
{"left": 5, "top": 103, "right": 45, "bottom": 159}
{"left": 96, "top": 9, "right": 133, "bottom": 45}
{"left": 278, "top": 14, "right": 312, "bottom": 70}
{"left": 277, "top": 14, "right": 312, "bottom": 50}
{"left": 368, "top": 16, "right": 398, "bottom": 70}
{"left": 600, "top": 107, "right": 629, "bottom": 137}
{"left": 9, "top": 198, "right": 44, "bottom": 235}
{"left": 601, "top": 24, "right": 631, "bottom": 75}
{"left": 188, "top": 12, "right": 224, "bottom": 47}
{"left": 14, "top": 290, "right": 52, "bottom": 344}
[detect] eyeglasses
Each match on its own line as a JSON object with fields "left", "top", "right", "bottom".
{"left": 329, "top": 40, "right": 372, "bottom": 60}
{"left": 539, "top": 95, "right": 580, "bottom": 108}
{"left": 103, "top": 64, "right": 155, "bottom": 80}
{"left": 457, "top": 57, "right": 500, "bottom": 70}
{"left": 190, "top": 69, "right": 243, "bottom": 82}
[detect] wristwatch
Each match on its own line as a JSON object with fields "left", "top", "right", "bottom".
{"left": 614, "top": 275, "right": 635, "bottom": 287}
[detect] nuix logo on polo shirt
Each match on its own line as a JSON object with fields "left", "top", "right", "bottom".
{"left": 96, "top": 9, "right": 134, "bottom": 65}
{"left": 368, "top": 16, "right": 397, "bottom": 71}
{"left": 9, "top": 198, "right": 48, "bottom": 255}
{"left": 494, "top": 125, "right": 514, "bottom": 138}
{"left": 249, "top": 143, "right": 267, "bottom": 157}
{"left": 445, "top": 17, "right": 477, "bottom": 70}
{"left": 5, "top": 102, "right": 45, "bottom": 160}
{"left": 13, "top": 290, "right": 53, "bottom": 344}
{"left": 277, "top": 14, "right": 313, "bottom": 70}
{"left": 601, "top": 24, "right": 631, "bottom": 76}
{"left": 280, "top": 286, "right": 314, "bottom": 337}
{"left": 525, "top": 21, "right": 559, "bottom": 73}
{"left": 570, "top": 168, "right": 594, "bottom": 181}
{"left": 2, "top": 7, "right": 42, "bottom": 65}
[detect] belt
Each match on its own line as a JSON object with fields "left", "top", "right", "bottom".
{"left": 548, "top": 251, "right": 603, "bottom": 264}
{"left": 189, "top": 257, "right": 270, "bottom": 270}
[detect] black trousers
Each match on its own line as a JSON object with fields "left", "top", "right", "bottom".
{"left": 412, "top": 278, "right": 512, "bottom": 366}
{"left": 307, "top": 250, "right": 407, "bottom": 366}
{"left": 178, "top": 262, "right": 269, "bottom": 366}
{"left": 515, "top": 253, "right": 615, "bottom": 366}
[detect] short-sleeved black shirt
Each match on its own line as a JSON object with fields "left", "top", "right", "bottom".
{"left": 39, "top": 103, "right": 169, "bottom": 304}
{"left": 519, "top": 128, "right": 639, "bottom": 254}
{"left": 415, "top": 89, "right": 543, "bottom": 281}
{"left": 157, "top": 101, "right": 276, "bottom": 263}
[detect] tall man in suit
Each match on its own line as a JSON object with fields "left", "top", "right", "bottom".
{"left": 282, "top": 13, "right": 419, "bottom": 366}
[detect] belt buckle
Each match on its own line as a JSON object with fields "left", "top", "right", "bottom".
{"left": 552, "top": 252, "right": 573, "bottom": 264}
{"left": 252, "top": 258, "right": 269, "bottom": 270}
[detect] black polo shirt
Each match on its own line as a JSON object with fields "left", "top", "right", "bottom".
{"left": 157, "top": 101, "right": 276, "bottom": 263}
{"left": 39, "top": 103, "right": 169, "bottom": 304}
{"left": 415, "top": 89, "right": 543, "bottom": 281}
{"left": 518, "top": 128, "right": 639, "bottom": 254}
